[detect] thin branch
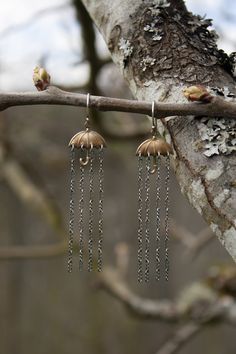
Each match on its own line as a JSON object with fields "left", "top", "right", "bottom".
{"left": 155, "top": 304, "right": 225, "bottom": 354}
{"left": 0, "top": 140, "right": 68, "bottom": 259}
{"left": 188, "top": 227, "right": 214, "bottom": 259}
{"left": 170, "top": 220, "right": 214, "bottom": 258}
{"left": 155, "top": 322, "right": 201, "bottom": 354}
{"left": 170, "top": 219, "right": 196, "bottom": 249}
{"left": 1, "top": 156, "right": 65, "bottom": 235}
{"left": 98, "top": 266, "right": 235, "bottom": 326}
{"left": 98, "top": 267, "right": 180, "bottom": 320}
{"left": 73, "top": 0, "right": 101, "bottom": 90}
{"left": 0, "top": 86, "right": 235, "bottom": 118}
{"left": 0, "top": 241, "right": 67, "bottom": 260}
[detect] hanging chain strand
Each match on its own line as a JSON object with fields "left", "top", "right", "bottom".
{"left": 98, "top": 150, "right": 104, "bottom": 272}
{"left": 164, "top": 154, "right": 170, "bottom": 281}
{"left": 155, "top": 155, "right": 161, "bottom": 281}
{"left": 144, "top": 157, "right": 151, "bottom": 283}
{"left": 88, "top": 151, "right": 94, "bottom": 272}
{"left": 78, "top": 161, "right": 85, "bottom": 271}
{"left": 68, "top": 147, "right": 75, "bottom": 273}
{"left": 137, "top": 156, "right": 143, "bottom": 283}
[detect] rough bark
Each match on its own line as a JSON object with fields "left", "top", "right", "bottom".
{"left": 81, "top": 0, "right": 236, "bottom": 260}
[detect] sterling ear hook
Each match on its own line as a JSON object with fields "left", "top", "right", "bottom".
{"left": 68, "top": 93, "right": 106, "bottom": 273}
{"left": 148, "top": 101, "right": 158, "bottom": 174}
{"left": 136, "top": 100, "right": 173, "bottom": 283}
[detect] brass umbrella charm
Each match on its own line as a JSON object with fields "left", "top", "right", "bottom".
{"left": 136, "top": 101, "right": 173, "bottom": 283}
{"left": 68, "top": 94, "right": 106, "bottom": 273}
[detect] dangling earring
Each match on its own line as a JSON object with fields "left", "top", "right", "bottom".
{"left": 136, "top": 101, "right": 173, "bottom": 283}
{"left": 68, "top": 93, "right": 106, "bottom": 273}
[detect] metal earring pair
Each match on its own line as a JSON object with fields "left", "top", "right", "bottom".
{"left": 68, "top": 93, "right": 106, "bottom": 273}
{"left": 67, "top": 97, "right": 172, "bottom": 282}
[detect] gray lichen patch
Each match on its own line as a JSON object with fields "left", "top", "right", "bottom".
{"left": 186, "top": 15, "right": 235, "bottom": 77}
{"left": 153, "top": 0, "right": 170, "bottom": 7}
{"left": 187, "top": 15, "right": 218, "bottom": 53}
{"left": 187, "top": 178, "right": 206, "bottom": 215}
{"left": 210, "top": 223, "right": 225, "bottom": 246}
{"left": 121, "top": 1, "right": 236, "bottom": 87}
{"left": 205, "top": 161, "right": 224, "bottom": 181}
{"left": 224, "top": 227, "right": 236, "bottom": 262}
{"left": 210, "top": 224, "right": 236, "bottom": 261}
{"left": 213, "top": 189, "right": 230, "bottom": 208}
{"left": 210, "top": 223, "right": 221, "bottom": 236}
{"left": 118, "top": 38, "right": 133, "bottom": 67}
{"left": 143, "top": 22, "right": 163, "bottom": 41}
{"left": 143, "top": 8, "right": 164, "bottom": 42}
{"left": 197, "top": 117, "right": 236, "bottom": 157}
{"left": 140, "top": 56, "right": 156, "bottom": 72}
{"left": 210, "top": 86, "right": 235, "bottom": 101}
{"left": 119, "top": 38, "right": 133, "bottom": 55}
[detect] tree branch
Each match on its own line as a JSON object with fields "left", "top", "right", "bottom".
{"left": 73, "top": 0, "right": 102, "bottom": 91}
{"left": 155, "top": 322, "right": 202, "bottom": 354}
{"left": 98, "top": 247, "right": 236, "bottom": 333}
{"left": 98, "top": 268, "right": 181, "bottom": 320}
{"left": 0, "top": 139, "right": 68, "bottom": 259}
{"left": 1, "top": 155, "right": 64, "bottom": 234}
{"left": 0, "top": 86, "right": 235, "bottom": 118}
{"left": 170, "top": 220, "right": 214, "bottom": 258}
{"left": 98, "top": 267, "right": 235, "bottom": 325}
{"left": 0, "top": 242, "right": 67, "bottom": 260}
{"left": 155, "top": 303, "right": 227, "bottom": 354}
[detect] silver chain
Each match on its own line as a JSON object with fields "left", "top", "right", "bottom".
{"left": 68, "top": 147, "right": 75, "bottom": 273}
{"left": 137, "top": 156, "right": 143, "bottom": 283}
{"left": 144, "top": 157, "right": 151, "bottom": 283}
{"left": 88, "top": 151, "right": 94, "bottom": 272}
{"left": 155, "top": 155, "right": 161, "bottom": 281}
{"left": 78, "top": 162, "right": 85, "bottom": 271}
{"left": 98, "top": 150, "right": 104, "bottom": 272}
{"left": 164, "top": 154, "right": 170, "bottom": 281}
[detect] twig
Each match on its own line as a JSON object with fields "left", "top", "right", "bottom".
{"left": 188, "top": 227, "right": 214, "bottom": 259}
{"left": 1, "top": 156, "right": 64, "bottom": 234}
{"left": 155, "top": 322, "right": 201, "bottom": 354}
{"left": 170, "top": 219, "right": 196, "bottom": 249}
{"left": 98, "top": 266, "right": 236, "bottom": 324}
{"left": 74, "top": 0, "right": 104, "bottom": 90}
{"left": 98, "top": 266, "right": 235, "bottom": 353}
{"left": 170, "top": 220, "right": 214, "bottom": 258}
{"left": 0, "top": 86, "right": 235, "bottom": 118}
{"left": 0, "top": 241, "right": 67, "bottom": 259}
{"left": 155, "top": 303, "right": 224, "bottom": 354}
{"left": 99, "top": 268, "right": 180, "bottom": 320}
{"left": 0, "top": 141, "right": 68, "bottom": 259}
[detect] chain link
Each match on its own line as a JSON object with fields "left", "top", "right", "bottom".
{"left": 164, "top": 154, "right": 170, "bottom": 281}
{"left": 98, "top": 150, "right": 104, "bottom": 272}
{"left": 137, "top": 156, "right": 143, "bottom": 283}
{"left": 88, "top": 151, "right": 94, "bottom": 272}
{"left": 155, "top": 155, "right": 161, "bottom": 281}
{"left": 68, "top": 147, "right": 75, "bottom": 273}
{"left": 144, "top": 157, "right": 151, "bottom": 283}
{"left": 78, "top": 162, "right": 85, "bottom": 271}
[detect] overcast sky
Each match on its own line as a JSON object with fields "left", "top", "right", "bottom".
{"left": 0, "top": 0, "right": 235, "bottom": 90}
